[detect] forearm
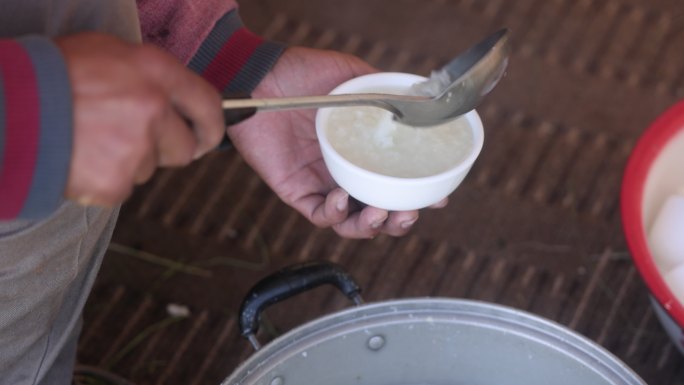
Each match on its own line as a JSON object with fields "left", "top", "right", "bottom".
{"left": 0, "top": 37, "right": 72, "bottom": 220}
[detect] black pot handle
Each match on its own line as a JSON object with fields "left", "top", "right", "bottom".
{"left": 238, "top": 262, "right": 363, "bottom": 350}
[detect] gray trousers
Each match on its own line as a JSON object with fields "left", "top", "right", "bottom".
{"left": 0, "top": 204, "right": 119, "bottom": 384}
{"left": 1, "top": 1, "right": 140, "bottom": 384}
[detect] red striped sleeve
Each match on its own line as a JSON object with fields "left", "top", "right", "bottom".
{"left": 0, "top": 40, "right": 40, "bottom": 218}
{"left": 200, "top": 28, "right": 263, "bottom": 91}
{"left": 184, "top": 10, "right": 285, "bottom": 95}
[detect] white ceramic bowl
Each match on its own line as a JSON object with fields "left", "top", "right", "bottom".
{"left": 621, "top": 101, "right": 684, "bottom": 354}
{"left": 315, "top": 72, "right": 484, "bottom": 211}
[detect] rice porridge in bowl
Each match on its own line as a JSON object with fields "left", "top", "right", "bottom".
{"left": 315, "top": 72, "right": 484, "bottom": 211}
{"left": 326, "top": 105, "right": 474, "bottom": 178}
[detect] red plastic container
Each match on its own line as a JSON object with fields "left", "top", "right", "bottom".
{"left": 621, "top": 101, "right": 684, "bottom": 352}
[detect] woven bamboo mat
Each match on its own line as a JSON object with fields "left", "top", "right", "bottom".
{"left": 78, "top": 0, "right": 684, "bottom": 383}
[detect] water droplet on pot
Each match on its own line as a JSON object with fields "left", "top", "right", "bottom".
{"left": 367, "top": 335, "right": 385, "bottom": 351}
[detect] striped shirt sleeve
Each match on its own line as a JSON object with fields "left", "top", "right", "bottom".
{"left": 187, "top": 10, "right": 285, "bottom": 94}
{"left": 0, "top": 37, "right": 72, "bottom": 220}
{"left": 138, "top": 0, "right": 284, "bottom": 94}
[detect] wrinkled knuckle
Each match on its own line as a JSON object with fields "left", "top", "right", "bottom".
{"left": 209, "top": 122, "right": 226, "bottom": 144}
{"left": 176, "top": 145, "right": 196, "bottom": 165}
{"left": 119, "top": 126, "right": 154, "bottom": 158}
{"left": 160, "top": 142, "right": 194, "bottom": 166}
{"left": 198, "top": 129, "right": 224, "bottom": 153}
{"left": 312, "top": 221, "right": 329, "bottom": 230}
{"left": 132, "top": 145, "right": 153, "bottom": 167}
{"left": 135, "top": 167, "right": 156, "bottom": 185}
{"left": 179, "top": 135, "right": 199, "bottom": 163}
{"left": 206, "top": 88, "right": 222, "bottom": 107}
{"left": 308, "top": 212, "right": 330, "bottom": 229}
{"left": 131, "top": 88, "right": 167, "bottom": 118}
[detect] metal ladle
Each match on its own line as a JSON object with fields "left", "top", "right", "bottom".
{"left": 221, "top": 29, "right": 510, "bottom": 127}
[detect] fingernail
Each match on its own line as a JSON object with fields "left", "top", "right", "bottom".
{"left": 370, "top": 215, "right": 387, "bottom": 229}
{"left": 336, "top": 193, "right": 349, "bottom": 212}
{"left": 401, "top": 219, "right": 417, "bottom": 229}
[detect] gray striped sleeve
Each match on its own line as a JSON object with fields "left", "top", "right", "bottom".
{"left": 188, "top": 10, "right": 243, "bottom": 74}
{"left": 225, "top": 40, "right": 285, "bottom": 94}
{"left": 16, "top": 36, "right": 72, "bottom": 218}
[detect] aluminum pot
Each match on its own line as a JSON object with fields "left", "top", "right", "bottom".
{"left": 223, "top": 262, "right": 645, "bottom": 385}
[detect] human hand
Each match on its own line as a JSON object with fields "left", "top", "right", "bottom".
{"left": 227, "top": 47, "right": 448, "bottom": 239}
{"left": 57, "top": 33, "right": 224, "bottom": 206}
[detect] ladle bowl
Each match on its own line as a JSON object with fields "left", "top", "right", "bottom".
{"left": 221, "top": 29, "right": 510, "bottom": 127}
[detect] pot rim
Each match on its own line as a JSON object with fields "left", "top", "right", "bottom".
{"left": 223, "top": 298, "right": 644, "bottom": 385}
